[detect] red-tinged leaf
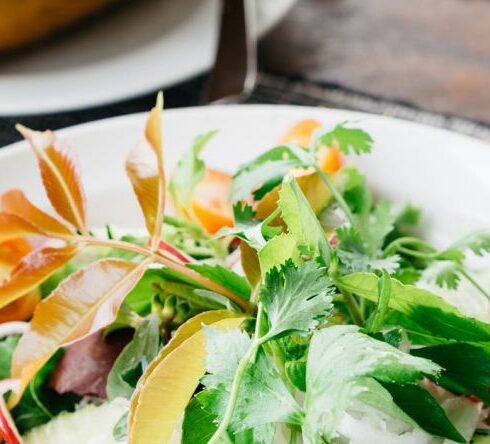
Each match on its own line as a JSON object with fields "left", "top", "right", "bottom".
{"left": 0, "top": 245, "right": 79, "bottom": 310}
{"left": 1, "top": 189, "right": 72, "bottom": 235}
{"left": 126, "top": 93, "right": 165, "bottom": 250}
{"left": 9, "top": 258, "right": 149, "bottom": 406}
{"left": 0, "top": 379, "right": 22, "bottom": 444}
{"left": 0, "top": 212, "right": 44, "bottom": 243}
{"left": 48, "top": 330, "right": 132, "bottom": 398}
{"left": 16, "top": 124, "right": 87, "bottom": 234}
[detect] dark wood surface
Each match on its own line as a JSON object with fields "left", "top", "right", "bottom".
{"left": 259, "top": 0, "right": 490, "bottom": 124}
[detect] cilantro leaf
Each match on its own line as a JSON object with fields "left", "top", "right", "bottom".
{"left": 199, "top": 330, "right": 301, "bottom": 435}
{"left": 201, "top": 326, "right": 252, "bottom": 389}
{"left": 169, "top": 131, "right": 217, "bottom": 214}
{"left": 106, "top": 314, "right": 160, "bottom": 400}
{"left": 316, "top": 123, "right": 373, "bottom": 156}
{"left": 432, "top": 260, "right": 461, "bottom": 289}
{"left": 258, "top": 233, "right": 300, "bottom": 275}
{"left": 216, "top": 203, "right": 267, "bottom": 250}
{"left": 335, "top": 225, "right": 399, "bottom": 274}
{"left": 231, "top": 350, "right": 303, "bottom": 433}
{"left": 449, "top": 231, "right": 490, "bottom": 257}
{"left": 303, "top": 325, "right": 440, "bottom": 442}
{"left": 278, "top": 179, "right": 331, "bottom": 260}
{"left": 259, "top": 260, "right": 334, "bottom": 339}
{"left": 230, "top": 146, "right": 306, "bottom": 202}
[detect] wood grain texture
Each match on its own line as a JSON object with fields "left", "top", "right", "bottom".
{"left": 259, "top": 0, "right": 490, "bottom": 123}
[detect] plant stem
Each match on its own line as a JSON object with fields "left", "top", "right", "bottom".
{"left": 459, "top": 268, "right": 490, "bottom": 303}
{"left": 60, "top": 234, "right": 255, "bottom": 313}
{"left": 314, "top": 165, "right": 355, "bottom": 229}
{"left": 209, "top": 304, "right": 268, "bottom": 444}
{"left": 383, "top": 237, "right": 436, "bottom": 257}
{"left": 340, "top": 288, "right": 364, "bottom": 326}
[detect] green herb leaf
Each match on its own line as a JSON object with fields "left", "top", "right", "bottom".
{"left": 412, "top": 343, "right": 490, "bottom": 404}
{"left": 258, "top": 233, "right": 300, "bottom": 275}
{"left": 169, "top": 131, "right": 217, "bottom": 215}
{"left": 336, "top": 272, "right": 490, "bottom": 343}
{"left": 182, "top": 398, "right": 217, "bottom": 444}
{"left": 188, "top": 263, "right": 251, "bottom": 301}
{"left": 278, "top": 179, "right": 330, "bottom": 260}
{"left": 450, "top": 231, "right": 490, "bottom": 257}
{"left": 0, "top": 335, "right": 19, "bottom": 379}
{"left": 303, "top": 325, "right": 440, "bottom": 442}
{"left": 381, "top": 382, "right": 466, "bottom": 443}
{"left": 216, "top": 203, "right": 267, "bottom": 250}
{"left": 316, "top": 123, "right": 373, "bottom": 155}
{"left": 367, "top": 269, "right": 392, "bottom": 333}
{"left": 106, "top": 314, "right": 160, "bottom": 400}
{"left": 260, "top": 260, "right": 334, "bottom": 339}
{"left": 230, "top": 146, "right": 306, "bottom": 202}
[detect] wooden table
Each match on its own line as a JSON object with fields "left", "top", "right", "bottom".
{"left": 259, "top": 0, "right": 490, "bottom": 124}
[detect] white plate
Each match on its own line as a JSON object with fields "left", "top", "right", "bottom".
{"left": 0, "top": 105, "right": 489, "bottom": 248}
{"left": 0, "top": 0, "right": 294, "bottom": 116}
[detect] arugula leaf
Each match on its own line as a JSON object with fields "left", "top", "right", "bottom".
{"left": 278, "top": 179, "right": 330, "bottom": 260}
{"left": 316, "top": 123, "right": 373, "bottom": 155}
{"left": 412, "top": 343, "right": 490, "bottom": 404}
{"left": 260, "top": 260, "right": 334, "bottom": 339}
{"left": 336, "top": 272, "right": 490, "bottom": 343}
{"left": 216, "top": 202, "right": 267, "bottom": 250}
{"left": 381, "top": 382, "right": 465, "bottom": 443}
{"left": 169, "top": 131, "right": 217, "bottom": 215}
{"left": 0, "top": 335, "right": 19, "bottom": 379}
{"left": 230, "top": 146, "right": 306, "bottom": 202}
{"left": 106, "top": 314, "right": 160, "bottom": 400}
{"left": 303, "top": 325, "right": 440, "bottom": 442}
{"left": 188, "top": 263, "right": 251, "bottom": 301}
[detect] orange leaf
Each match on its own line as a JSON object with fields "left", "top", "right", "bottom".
{"left": 126, "top": 93, "right": 165, "bottom": 250}
{"left": 1, "top": 189, "right": 72, "bottom": 235}
{"left": 0, "top": 245, "right": 78, "bottom": 310}
{"left": 16, "top": 124, "right": 87, "bottom": 234}
{"left": 9, "top": 257, "right": 149, "bottom": 406}
{"left": 0, "top": 212, "right": 44, "bottom": 243}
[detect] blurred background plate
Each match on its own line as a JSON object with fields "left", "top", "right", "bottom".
{"left": 0, "top": 105, "right": 489, "bottom": 247}
{"left": 0, "top": 0, "right": 294, "bottom": 115}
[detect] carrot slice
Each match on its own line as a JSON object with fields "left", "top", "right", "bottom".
{"left": 279, "top": 118, "right": 322, "bottom": 148}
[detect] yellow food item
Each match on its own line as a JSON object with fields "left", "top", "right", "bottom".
{"left": 0, "top": 0, "right": 120, "bottom": 53}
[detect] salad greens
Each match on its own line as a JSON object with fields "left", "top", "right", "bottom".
{"left": 0, "top": 101, "right": 489, "bottom": 444}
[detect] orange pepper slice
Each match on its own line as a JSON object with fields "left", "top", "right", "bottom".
{"left": 191, "top": 169, "right": 234, "bottom": 235}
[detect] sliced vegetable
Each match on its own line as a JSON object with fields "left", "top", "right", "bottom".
{"left": 191, "top": 169, "right": 234, "bottom": 234}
